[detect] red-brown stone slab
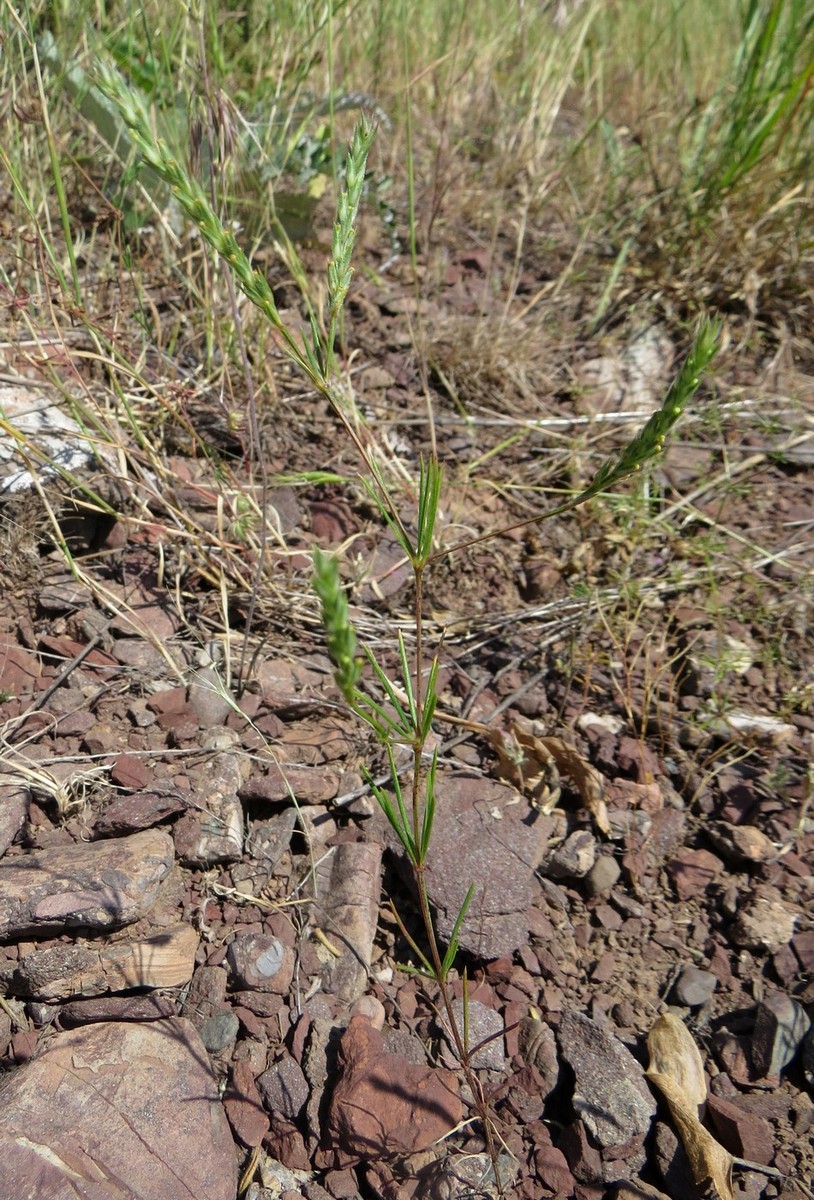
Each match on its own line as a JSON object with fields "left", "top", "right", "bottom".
{"left": 326, "top": 1015, "right": 462, "bottom": 1165}
{"left": 0, "top": 828, "right": 175, "bottom": 938}
{"left": 224, "top": 1059, "right": 269, "bottom": 1148}
{"left": 0, "top": 1018, "right": 237, "bottom": 1199}
{"left": 0, "top": 923, "right": 199, "bottom": 1001}
{"left": 93, "top": 790, "right": 187, "bottom": 836}
{"left": 373, "top": 769, "right": 552, "bottom": 959}
{"left": 706, "top": 1093, "right": 774, "bottom": 1164}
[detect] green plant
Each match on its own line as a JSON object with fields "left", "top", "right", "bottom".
{"left": 571, "top": 0, "right": 814, "bottom": 328}
{"left": 93, "top": 49, "right": 722, "bottom": 1197}
{"left": 312, "top": 461, "right": 505, "bottom": 1179}
{"left": 312, "top": 321, "right": 720, "bottom": 1190}
{"left": 688, "top": 0, "right": 814, "bottom": 217}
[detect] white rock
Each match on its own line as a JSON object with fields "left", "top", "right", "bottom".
{"left": 0, "top": 385, "right": 117, "bottom": 493}
{"left": 731, "top": 890, "right": 798, "bottom": 951}
{"left": 708, "top": 710, "right": 796, "bottom": 748}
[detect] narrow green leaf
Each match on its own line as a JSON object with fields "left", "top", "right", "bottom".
{"left": 386, "top": 744, "right": 418, "bottom": 864}
{"left": 397, "top": 961, "right": 438, "bottom": 980}
{"left": 352, "top": 693, "right": 404, "bottom": 740}
{"left": 303, "top": 317, "right": 325, "bottom": 378}
{"left": 362, "top": 646, "right": 412, "bottom": 736}
{"left": 397, "top": 631, "right": 418, "bottom": 731}
{"left": 420, "top": 656, "right": 440, "bottom": 741}
{"left": 441, "top": 883, "right": 476, "bottom": 979}
{"left": 418, "top": 749, "right": 438, "bottom": 861}
{"left": 362, "top": 765, "right": 416, "bottom": 860}
{"left": 416, "top": 455, "right": 442, "bottom": 564}
{"left": 360, "top": 470, "right": 414, "bottom": 561}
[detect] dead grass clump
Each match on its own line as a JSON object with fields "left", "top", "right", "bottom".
{"left": 422, "top": 313, "right": 557, "bottom": 416}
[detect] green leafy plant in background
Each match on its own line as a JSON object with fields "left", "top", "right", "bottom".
{"left": 39, "top": 16, "right": 390, "bottom": 240}
{"left": 93, "top": 50, "right": 722, "bottom": 1200}
{"left": 96, "top": 60, "right": 377, "bottom": 433}
{"left": 578, "top": 0, "right": 813, "bottom": 327}
{"left": 688, "top": 0, "right": 814, "bottom": 216}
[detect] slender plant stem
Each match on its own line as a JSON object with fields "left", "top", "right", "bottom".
{"left": 408, "top": 558, "right": 504, "bottom": 1191}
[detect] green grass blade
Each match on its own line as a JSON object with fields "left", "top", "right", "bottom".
{"left": 360, "top": 470, "right": 415, "bottom": 561}
{"left": 351, "top": 694, "right": 403, "bottom": 740}
{"left": 362, "top": 645, "right": 413, "bottom": 736}
{"left": 420, "top": 656, "right": 440, "bottom": 741}
{"left": 397, "top": 630, "right": 418, "bottom": 732}
{"left": 441, "top": 883, "right": 476, "bottom": 980}
{"left": 361, "top": 764, "right": 417, "bottom": 861}
{"left": 415, "top": 455, "right": 442, "bottom": 565}
{"left": 385, "top": 743, "right": 417, "bottom": 862}
{"left": 418, "top": 749, "right": 438, "bottom": 861}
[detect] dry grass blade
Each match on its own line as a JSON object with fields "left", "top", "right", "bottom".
{"left": 0, "top": 739, "right": 108, "bottom": 819}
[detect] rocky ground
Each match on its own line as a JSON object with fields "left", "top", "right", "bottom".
{"left": 0, "top": 231, "right": 813, "bottom": 1200}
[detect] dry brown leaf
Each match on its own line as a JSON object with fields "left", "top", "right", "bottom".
{"left": 486, "top": 724, "right": 610, "bottom": 834}
{"left": 647, "top": 1014, "right": 735, "bottom": 1200}
{"left": 485, "top": 725, "right": 560, "bottom": 810}
{"left": 537, "top": 734, "right": 610, "bottom": 835}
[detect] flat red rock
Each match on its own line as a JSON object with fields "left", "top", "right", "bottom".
{"left": 0, "top": 1018, "right": 237, "bottom": 1200}
{"left": 0, "top": 828, "right": 175, "bottom": 938}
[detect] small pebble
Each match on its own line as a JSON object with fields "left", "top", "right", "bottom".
{"left": 730, "top": 891, "right": 798, "bottom": 952}
{"left": 227, "top": 933, "right": 294, "bottom": 994}
{"left": 584, "top": 854, "right": 621, "bottom": 897}
{"left": 546, "top": 830, "right": 597, "bottom": 880}
{"left": 350, "top": 995, "right": 385, "bottom": 1030}
{"left": 751, "top": 992, "right": 811, "bottom": 1077}
{"left": 672, "top": 966, "right": 717, "bottom": 1008}
{"left": 200, "top": 1010, "right": 240, "bottom": 1054}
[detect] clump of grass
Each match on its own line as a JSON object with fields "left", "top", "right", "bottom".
{"left": 687, "top": 0, "right": 814, "bottom": 218}
{"left": 573, "top": 0, "right": 813, "bottom": 328}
